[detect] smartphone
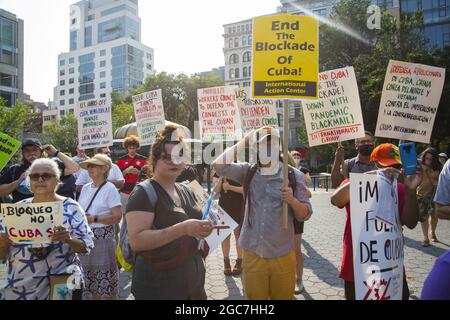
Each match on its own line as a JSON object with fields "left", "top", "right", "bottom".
{"left": 399, "top": 142, "right": 417, "bottom": 175}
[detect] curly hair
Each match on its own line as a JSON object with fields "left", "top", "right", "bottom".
{"left": 148, "top": 125, "right": 183, "bottom": 175}
{"left": 123, "top": 135, "right": 140, "bottom": 149}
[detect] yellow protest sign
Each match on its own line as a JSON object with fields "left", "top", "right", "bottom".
{"left": 252, "top": 14, "right": 318, "bottom": 99}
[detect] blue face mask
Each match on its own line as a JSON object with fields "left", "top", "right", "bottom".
{"left": 16, "top": 177, "right": 33, "bottom": 196}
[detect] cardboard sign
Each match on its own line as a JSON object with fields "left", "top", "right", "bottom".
{"left": 235, "top": 87, "right": 279, "bottom": 134}
{"left": 375, "top": 60, "right": 445, "bottom": 143}
{"left": 302, "top": 67, "right": 365, "bottom": 147}
{"left": 1, "top": 202, "right": 63, "bottom": 245}
{"left": 0, "top": 132, "right": 20, "bottom": 172}
{"left": 350, "top": 173, "right": 404, "bottom": 300}
{"left": 132, "top": 89, "right": 166, "bottom": 146}
{"left": 198, "top": 86, "right": 242, "bottom": 142}
{"left": 76, "top": 98, "right": 113, "bottom": 149}
{"left": 252, "top": 13, "right": 318, "bottom": 99}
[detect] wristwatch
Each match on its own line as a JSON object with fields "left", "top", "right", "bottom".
{"left": 94, "top": 216, "right": 99, "bottom": 223}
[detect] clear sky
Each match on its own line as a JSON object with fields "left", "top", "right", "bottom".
{"left": 0, "top": 0, "right": 281, "bottom": 104}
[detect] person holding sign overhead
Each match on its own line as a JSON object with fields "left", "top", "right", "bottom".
{"left": 0, "top": 158, "right": 94, "bottom": 300}
{"left": 212, "top": 127, "right": 312, "bottom": 300}
{"left": 331, "top": 144, "right": 421, "bottom": 300}
{"left": 331, "top": 132, "right": 376, "bottom": 189}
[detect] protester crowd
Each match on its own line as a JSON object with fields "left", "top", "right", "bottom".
{"left": 0, "top": 127, "right": 449, "bottom": 301}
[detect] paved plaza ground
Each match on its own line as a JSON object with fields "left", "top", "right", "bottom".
{"left": 118, "top": 189, "right": 450, "bottom": 300}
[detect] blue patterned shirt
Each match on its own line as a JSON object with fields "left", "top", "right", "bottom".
{"left": 0, "top": 198, "right": 94, "bottom": 300}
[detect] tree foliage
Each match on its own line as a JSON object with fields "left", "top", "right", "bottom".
{"left": 40, "top": 112, "right": 79, "bottom": 156}
{"left": 0, "top": 98, "right": 33, "bottom": 140}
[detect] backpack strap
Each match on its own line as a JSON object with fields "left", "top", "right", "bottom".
{"left": 139, "top": 179, "right": 158, "bottom": 208}
{"left": 242, "top": 164, "right": 258, "bottom": 227}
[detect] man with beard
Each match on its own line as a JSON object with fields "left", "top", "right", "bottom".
{"left": 331, "top": 131, "right": 376, "bottom": 189}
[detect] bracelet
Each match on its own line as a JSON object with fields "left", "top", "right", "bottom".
{"left": 54, "top": 150, "right": 60, "bottom": 157}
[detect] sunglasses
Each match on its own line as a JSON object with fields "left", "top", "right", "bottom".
{"left": 29, "top": 173, "right": 56, "bottom": 181}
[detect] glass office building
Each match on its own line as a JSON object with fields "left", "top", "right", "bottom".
{"left": 55, "top": 0, "right": 154, "bottom": 116}
{"left": 0, "top": 9, "right": 24, "bottom": 106}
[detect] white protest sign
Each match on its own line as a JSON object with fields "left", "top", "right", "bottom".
{"left": 302, "top": 67, "right": 365, "bottom": 147}
{"left": 375, "top": 60, "right": 445, "bottom": 143}
{"left": 198, "top": 86, "right": 242, "bottom": 142}
{"left": 1, "top": 202, "right": 63, "bottom": 245}
{"left": 132, "top": 89, "right": 166, "bottom": 146}
{"left": 350, "top": 173, "right": 404, "bottom": 300}
{"left": 235, "top": 87, "right": 279, "bottom": 134}
{"left": 203, "top": 200, "right": 239, "bottom": 255}
{"left": 76, "top": 98, "right": 113, "bottom": 149}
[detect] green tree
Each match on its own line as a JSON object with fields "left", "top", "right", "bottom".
{"left": 112, "top": 102, "right": 135, "bottom": 133}
{"left": 40, "top": 113, "right": 79, "bottom": 155}
{"left": 0, "top": 99, "right": 33, "bottom": 140}
{"left": 129, "top": 72, "right": 224, "bottom": 132}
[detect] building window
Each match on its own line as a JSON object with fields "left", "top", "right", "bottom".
{"left": 249, "top": 66, "right": 251, "bottom": 76}
{"left": 69, "top": 88, "right": 75, "bottom": 94}
{"left": 100, "top": 49, "right": 106, "bottom": 56}
{"left": 147, "top": 53, "right": 152, "bottom": 60}
{"left": 1, "top": 50, "right": 14, "bottom": 65}
{"left": 243, "top": 51, "right": 251, "bottom": 62}
{"left": 70, "top": 31, "right": 77, "bottom": 51}
{"left": 243, "top": 67, "right": 248, "bottom": 78}
{"left": 60, "top": 90, "right": 65, "bottom": 96}
{"left": 248, "top": 35, "right": 252, "bottom": 45}
{"left": 60, "top": 80, "right": 65, "bottom": 86}
{"left": 98, "top": 16, "right": 140, "bottom": 44}
{"left": 100, "top": 82, "right": 106, "bottom": 89}
{"left": 100, "top": 71, "right": 106, "bottom": 78}
{"left": 69, "top": 67, "right": 75, "bottom": 74}
{"left": 60, "top": 100, "right": 65, "bottom": 106}
{"left": 60, "top": 70, "right": 65, "bottom": 76}
{"left": 444, "top": 32, "right": 450, "bottom": 46}
{"left": 60, "top": 110, "right": 65, "bottom": 116}
{"left": 85, "top": 26, "right": 92, "bottom": 47}
{"left": 69, "top": 78, "right": 75, "bottom": 84}
{"left": 69, "top": 57, "right": 74, "bottom": 64}
{"left": 242, "top": 36, "right": 247, "bottom": 46}
{"left": 87, "top": 14, "right": 95, "bottom": 21}
{"left": 234, "top": 37, "right": 239, "bottom": 47}
{"left": 229, "top": 68, "right": 235, "bottom": 79}
{"left": 235, "top": 68, "right": 240, "bottom": 79}
{"left": 100, "top": 93, "right": 106, "bottom": 98}
{"left": 229, "top": 39, "right": 233, "bottom": 48}
{"left": 69, "top": 99, "right": 74, "bottom": 105}
{"left": 100, "top": 60, "right": 106, "bottom": 67}
{"left": 229, "top": 54, "right": 239, "bottom": 64}
{"left": 146, "top": 64, "right": 152, "bottom": 70}
{"left": 59, "top": 59, "right": 65, "bottom": 66}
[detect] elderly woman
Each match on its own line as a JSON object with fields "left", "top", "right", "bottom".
{"left": 0, "top": 158, "right": 93, "bottom": 300}
{"left": 77, "top": 154, "right": 122, "bottom": 300}
{"left": 126, "top": 125, "right": 213, "bottom": 300}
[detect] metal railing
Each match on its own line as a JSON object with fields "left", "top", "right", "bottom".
{"left": 310, "top": 174, "right": 332, "bottom": 192}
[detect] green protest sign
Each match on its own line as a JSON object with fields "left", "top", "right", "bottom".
{"left": 0, "top": 132, "right": 21, "bottom": 172}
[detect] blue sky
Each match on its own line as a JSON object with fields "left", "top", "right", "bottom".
{"left": 0, "top": 0, "right": 280, "bottom": 103}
